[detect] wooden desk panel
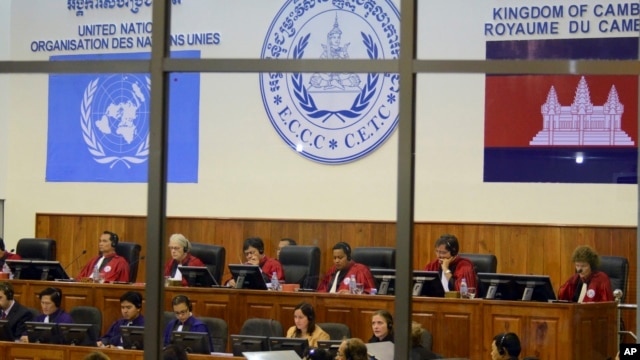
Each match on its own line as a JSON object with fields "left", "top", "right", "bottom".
{"left": 8, "top": 280, "right": 616, "bottom": 360}
{"left": 0, "top": 341, "right": 245, "bottom": 360}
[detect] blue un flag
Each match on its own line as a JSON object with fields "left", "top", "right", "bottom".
{"left": 46, "top": 51, "right": 200, "bottom": 183}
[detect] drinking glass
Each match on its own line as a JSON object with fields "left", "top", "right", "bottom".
{"left": 355, "top": 283, "right": 364, "bottom": 295}
{"left": 467, "top": 287, "right": 476, "bottom": 299}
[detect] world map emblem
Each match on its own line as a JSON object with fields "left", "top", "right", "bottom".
{"left": 260, "top": 1, "right": 400, "bottom": 164}
{"left": 81, "top": 74, "right": 150, "bottom": 168}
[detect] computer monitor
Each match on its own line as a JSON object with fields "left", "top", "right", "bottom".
{"left": 58, "top": 323, "right": 94, "bottom": 346}
{"left": 31, "top": 260, "right": 70, "bottom": 281}
{"left": 228, "top": 264, "right": 268, "bottom": 290}
{"left": 477, "top": 273, "right": 519, "bottom": 300}
{"left": 120, "top": 325, "right": 145, "bottom": 350}
{"left": 513, "top": 274, "right": 557, "bottom": 302}
{"left": 370, "top": 268, "right": 396, "bottom": 295}
{"left": 171, "top": 330, "right": 212, "bottom": 354}
{"left": 5, "top": 259, "right": 37, "bottom": 280}
{"left": 317, "top": 340, "right": 343, "bottom": 358}
{"left": 411, "top": 271, "right": 445, "bottom": 297}
{"left": 179, "top": 266, "right": 219, "bottom": 287}
{"left": 25, "top": 321, "right": 60, "bottom": 344}
{"left": 268, "top": 337, "right": 309, "bottom": 357}
{"left": 231, "top": 334, "right": 270, "bottom": 356}
{"left": 0, "top": 320, "right": 12, "bottom": 341}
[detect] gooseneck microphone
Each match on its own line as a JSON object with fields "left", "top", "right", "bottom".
{"left": 128, "top": 255, "right": 145, "bottom": 269}
{"left": 64, "top": 249, "right": 87, "bottom": 271}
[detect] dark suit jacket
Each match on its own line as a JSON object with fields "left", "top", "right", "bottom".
{"left": 5, "top": 301, "right": 34, "bottom": 340}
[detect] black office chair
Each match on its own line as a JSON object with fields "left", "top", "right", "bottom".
{"left": 163, "top": 311, "right": 176, "bottom": 331}
{"left": 421, "top": 327, "right": 433, "bottom": 350}
{"left": 189, "top": 243, "right": 226, "bottom": 284}
{"left": 200, "top": 316, "right": 228, "bottom": 353}
{"left": 16, "top": 238, "right": 57, "bottom": 261}
{"left": 458, "top": 253, "right": 498, "bottom": 274}
{"left": 279, "top": 246, "right": 321, "bottom": 289}
{"left": 317, "top": 322, "right": 351, "bottom": 340}
{"left": 351, "top": 247, "right": 396, "bottom": 270}
{"left": 239, "top": 318, "right": 283, "bottom": 337}
{"left": 69, "top": 306, "right": 102, "bottom": 343}
{"left": 599, "top": 255, "right": 629, "bottom": 302}
{"left": 115, "top": 242, "right": 142, "bottom": 283}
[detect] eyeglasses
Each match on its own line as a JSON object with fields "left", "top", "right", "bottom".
{"left": 168, "top": 246, "right": 182, "bottom": 251}
{"left": 244, "top": 250, "right": 258, "bottom": 257}
{"left": 435, "top": 250, "right": 450, "bottom": 256}
{"left": 174, "top": 309, "right": 189, "bottom": 316}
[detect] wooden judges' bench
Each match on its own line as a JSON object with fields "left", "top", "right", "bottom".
{"left": 0, "top": 341, "right": 244, "bottom": 360}
{"left": 10, "top": 280, "right": 616, "bottom": 360}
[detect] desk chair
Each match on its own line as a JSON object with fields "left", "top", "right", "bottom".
{"left": 279, "top": 246, "right": 320, "bottom": 289}
{"left": 189, "top": 243, "right": 226, "bottom": 284}
{"left": 351, "top": 247, "right": 396, "bottom": 270}
{"left": 115, "top": 242, "right": 141, "bottom": 283}
{"left": 317, "top": 322, "right": 351, "bottom": 340}
{"left": 16, "top": 238, "right": 57, "bottom": 261}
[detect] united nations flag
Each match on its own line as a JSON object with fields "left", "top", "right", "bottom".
{"left": 46, "top": 51, "right": 200, "bottom": 183}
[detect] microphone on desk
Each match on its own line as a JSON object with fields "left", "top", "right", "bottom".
{"left": 128, "top": 255, "right": 145, "bottom": 269}
{"left": 64, "top": 249, "right": 87, "bottom": 271}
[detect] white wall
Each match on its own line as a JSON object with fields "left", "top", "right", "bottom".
{"left": 3, "top": 0, "right": 637, "bottom": 245}
{"left": 0, "top": 2, "right": 10, "bottom": 241}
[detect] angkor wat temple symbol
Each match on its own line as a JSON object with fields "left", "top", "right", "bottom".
{"left": 530, "top": 76, "right": 634, "bottom": 146}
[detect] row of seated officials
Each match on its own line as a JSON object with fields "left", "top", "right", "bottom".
{"left": 0, "top": 232, "right": 616, "bottom": 303}
{"left": 0, "top": 280, "right": 540, "bottom": 360}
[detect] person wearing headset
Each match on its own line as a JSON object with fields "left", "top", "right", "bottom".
{"left": 423, "top": 234, "right": 476, "bottom": 293}
{"left": 558, "top": 245, "right": 613, "bottom": 303}
{"left": 20, "top": 287, "right": 74, "bottom": 343}
{"left": 163, "top": 234, "right": 205, "bottom": 287}
{"left": 336, "top": 338, "right": 371, "bottom": 360}
{"left": 77, "top": 231, "right": 130, "bottom": 283}
{"left": 286, "top": 302, "right": 329, "bottom": 347}
{"left": 226, "top": 237, "right": 284, "bottom": 287}
{"left": 368, "top": 309, "right": 394, "bottom": 343}
{"left": 410, "top": 321, "right": 442, "bottom": 360}
{"left": 98, "top": 291, "right": 145, "bottom": 347}
{"left": 0, "top": 281, "right": 33, "bottom": 341}
{"left": 317, "top": 242, "right": 376, "bottom": 294}
{"left": 162, "top": 294, "right": 213, "bottom": 351}
{"left": 490, "top": 332, "right": 521, "bottom": 360}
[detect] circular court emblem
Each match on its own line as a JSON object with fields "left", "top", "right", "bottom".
{"left": 260, "top": 1, "right": 400, "bottom": 164}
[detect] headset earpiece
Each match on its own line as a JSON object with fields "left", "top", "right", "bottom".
{"left": 498, "top": 333, "right": 507, "bottom": 355}
{"left": 387, "top": 319, "right": 393, "bottom": 330}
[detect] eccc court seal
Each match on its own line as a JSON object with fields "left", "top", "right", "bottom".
{"left": 259, "top": 1, "right": 400, "bottom": 164}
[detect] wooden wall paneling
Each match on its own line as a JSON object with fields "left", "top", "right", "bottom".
{"left": 7, "top": 346, "right": 66, "bottom": 360}
{"left": 34, "top": 213, "right": 637, "bottom": 342}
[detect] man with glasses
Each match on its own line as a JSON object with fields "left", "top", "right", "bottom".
{"left": 226, "top": 237, "right": 284, "bottom": 287}
{"left": 162, "top": 295, "right": 213, "bottom": 351}
{"left": 77, "top": 231, "right": 130, "bottom": 283}
{"left": 163, "top": 234, "right": 205, "bottom": 287}
{"left": 423, "top": 234, "right": 476, "bottom": 293}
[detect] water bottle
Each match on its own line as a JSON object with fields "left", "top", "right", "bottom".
{"left": 349, "top": 274, "right": 357, "bottom": 294}
{"left": 2, "top": 263, "right": 12, "bottom": 279}
{"left": 270, "top": 272, "right": 280, "bottom": 291}
{"left": 460, "top": 278, "right": 468, "bottom": 298}
{"left": 92, "top": 266, "right": 100, "bottom": 283}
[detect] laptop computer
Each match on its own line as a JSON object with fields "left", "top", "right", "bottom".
{"left": 243, "top": 350, "right": 302, "bottom": 360}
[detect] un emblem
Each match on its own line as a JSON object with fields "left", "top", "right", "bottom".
{"left": 80, "top": 74, "right": 150, "bottom": 168}
{"left": 260, "top": 1, "right": 400, "bottom": 164}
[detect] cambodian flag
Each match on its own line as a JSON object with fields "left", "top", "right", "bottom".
{"left": 484, "top": 38, "right": 638, "bottom": 183}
